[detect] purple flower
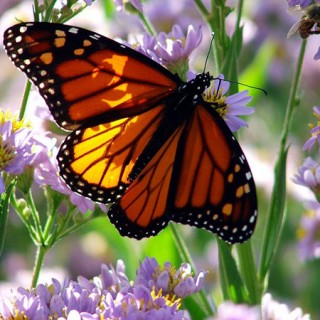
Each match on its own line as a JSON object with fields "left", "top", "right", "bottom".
{"left": 135, "top": 257, "right": 206, "bottom": 299}
{"left": 157, "top": 25, "right": 202, "bottom": 73}
{"left": 303, "top": 106, "right": 320, "bottom": 151}
{"left": 210, "top": 301, "right": 260, "bottom": 320}
{"left": 0, "top": 111, "right": 39, "bottom": 193}
{"left": 202, "top": 75, "right": 254, "bottom": 132}
{"left": 262, "top": 293, "right": 310, "bottom": 319}
{"left": 297, "top": 204, "right": 320, "bottom": 261}
{"left": 292, "top": 157, "right": 320, "bottom": 195}
{"left": 0, "top": 258, "right": 203, "bottom": 319}
{"left": 131, "top": 25, "right": 202, "bottom": 79}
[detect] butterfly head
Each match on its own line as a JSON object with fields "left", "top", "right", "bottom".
{"left": 178, "top": 72, "right": 213, "bottom": 104}
{"left": 190, "top": 72, "right": 213, "bottom": 102}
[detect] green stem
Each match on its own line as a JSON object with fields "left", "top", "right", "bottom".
{"left": 170, "top": 224, "right": 196, "bottom": 270}
{"left": 42, "top": 208, "right": 57, "bottom": 244}
{"left": 170, "top": 224, "right": 214, "bottom": 316}
{"left": 193, "top": 0, "right": 210, "bottom": 17}
{"left": 25, "top": 190, "right": 44, "bottom": 244}
{"left": 137, "top": 11, "right": 157, "bottom": 36}
{"left": 50, "top": 206, "right": 76, "bottom": 244}
{"left": 280, "top": 40, "right": 307, "bottom": 152}
{"left": 19, "top": 81, "right": 32, "bottom": 120}
{"left": 235, "top": 0, "right": 243, "bottom": 32}
{"left": 10, "top": 193, "right": 38, "bottom": 240}
{"left": 258, "top": 40, "right": 307, "bottom": 282}
{"left": 43, "top": 0, "right": 59, "bottom": 22}
{"left": 31, "top": 245, "right": 47, "bottom": 288}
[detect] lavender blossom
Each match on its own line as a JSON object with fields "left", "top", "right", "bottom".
{"left": 0, "top": 258, "right": 205, "bottom": 319}
{"left": 0, "top": 111, "right": 38, "bottom": 193}
{"left": 293, "top": 157, "right": 320, "bottom": 196}
{"left": 135, "top": 257, "right": 206, "bottom": 299}
{"left": 202, "top": 75, "right": 254, "bottom": 132}
{"left": 132, "top": 25, "right": 202, "bottom": 79}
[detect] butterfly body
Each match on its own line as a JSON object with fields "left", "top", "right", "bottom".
{"left": 4, "top": 22, "right": 257, "bottom": 243}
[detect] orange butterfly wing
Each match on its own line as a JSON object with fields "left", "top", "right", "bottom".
{"left": 4, "top": 22, "right": 179, "bottom": 200}
{"left": 108, "top": 103, "right": 257, "bottom": 243}
{"left": 57, "top": 105, "right": 167, "bottom": 202}
{"left": 4, "top": 22, "right": 178, "bottom": 130}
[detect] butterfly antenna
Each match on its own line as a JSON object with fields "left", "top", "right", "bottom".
{"left": 203, "top": 32, "right": 215, "bottom": 73}
{"left": 226, "top": 79, "right": 268, "bottom": 95}
{"left": 203, "top": 33, "right": 267, "bottom": 95}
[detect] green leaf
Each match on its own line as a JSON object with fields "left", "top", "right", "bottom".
{"left": 236, "top": 241, "right": 261, "bottom": 304}
{"left": 182, "top": 294, "right": 209, "bottom": 319}
{"left": 218, "top": 238, "right": 248, "bottom": 303}
{"left": 102, "top": 0, "right": 115, "bottom": 19}
{"left": 0, "top": 179, "right": 16, "bottom": 257}
{"left": 259, "top": 147, "right": 288, "bottom": 282}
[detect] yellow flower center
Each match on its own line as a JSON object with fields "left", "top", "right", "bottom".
{"left": 0, "top": 110, "right": 31, "bottom": 132}
{"left": 202, "top": 86, "right": 228, "bottom": 117}
{"left": 151, "top": 286, "right": 181, "bottom": 309}
{"left": 0, "top": 137, "right": 16, "bottom": 171}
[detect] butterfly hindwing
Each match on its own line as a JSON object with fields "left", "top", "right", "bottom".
{"left": 108, "top": 103, "right": 257, "bottom": 243}
{"left": 170, "top": 104, "right": 257, "bottom": 243}
{"left": 108, "top": 123, "right": 186, "bottom": 238}
{"left": 4, "top": 22, "right": 179, "bottom": 130}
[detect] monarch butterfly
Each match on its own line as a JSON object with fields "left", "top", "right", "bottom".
{"left": 4, "top": 22, "right": 257, "bottom": 244}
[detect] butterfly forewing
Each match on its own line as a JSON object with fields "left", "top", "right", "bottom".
{"left": 4, "top": 22, "right": 178, "bottom": 130}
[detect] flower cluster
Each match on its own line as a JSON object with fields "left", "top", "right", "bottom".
{"left": 0, "top": 110, "right": 37, "bottom": 193}
{"left": 0, "top": 258, "right": 206, "bottom": 319}
{"left": 0, "top": 109, "right": 104, "bottom": 214}
{"left": 130, "top": 24, "right": 202, "bottom": 79}
{"left": 293, "top": 106, "right": 320, "bottom": 260}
